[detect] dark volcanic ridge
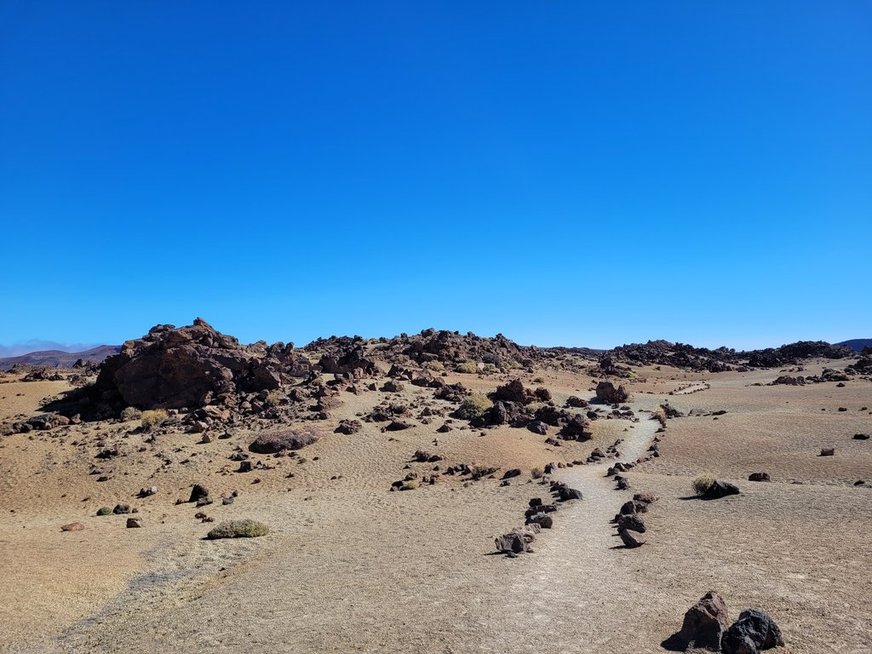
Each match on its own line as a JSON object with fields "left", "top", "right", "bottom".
{"left": 1, "top": 319, "right": 865, "bottom": 433}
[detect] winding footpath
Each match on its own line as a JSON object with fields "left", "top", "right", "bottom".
{"left": 482, "top": 395, "right": 665, "bottom": 652}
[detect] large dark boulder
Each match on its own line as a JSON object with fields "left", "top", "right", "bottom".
{"left": 662, "top": 591, "right": 730, "bottom": 651}
{"left": 490, "top": 379, "right": 532, "bottom": 404}
{"left": 317, "top": 345, "right": 377, "bottom": 375}
{"left": 722, "top": 609, "right": 785, "bottom": 654}
{"left": 595, "top": 381, "right": 629, "bottom": 404}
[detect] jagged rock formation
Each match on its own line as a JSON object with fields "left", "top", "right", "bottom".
{"left": 95, "top": 318, "right": 310, "bottom": 410}
{"left": 610, "top": 339, "right": 852, "bottom": 371}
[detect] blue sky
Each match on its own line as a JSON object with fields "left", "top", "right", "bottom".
{"left": 1, "top": 1, "right": 870, "bottom": 350}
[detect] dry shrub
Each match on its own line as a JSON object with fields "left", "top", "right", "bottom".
{"left": 265, "top": 390, "right": 285, "bottom": 406}
{"left": 455, "top": 393, "right": 492, "bottom": 420}
{"left": 454, "top": 361, "right": 479, "bottom": 374}
{"left": 400, "top": 480, "right": 419, "bottom": 491}
{"left": 692, "top": 474, "right": 716, "bottom": 496}
{"left": 120, "top": 406, "right": 142, "bottom": 422}
{"left": 530, "top": 467, "right": 544, "bottom": 479}
{"left": 140, "top": 409, "right": 168, "bottom": 429}
{"left": 249, "top": 428, "right": 321, "bottom": 454}
{"left": 206, "top": 519, "right": 269, "bottom": 539}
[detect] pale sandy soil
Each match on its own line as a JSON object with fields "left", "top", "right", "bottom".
{"left": 0, "top": 361, "right": 870, "bottom": 653}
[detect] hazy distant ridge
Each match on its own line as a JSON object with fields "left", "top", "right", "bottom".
{"left": 836, "top": 339, "right": 872, "bottom": 352}
{"left": 0, "top": 345, "right": 120, "bottom": 371}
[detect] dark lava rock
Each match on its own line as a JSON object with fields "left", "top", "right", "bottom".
{"left": 557, "top": 487, "right": 583, "bottom": 501}
{"left": 494, "top": 530, "right": 534, "bottom": 555}
{"left": 748, "top": 472, "right": 771, "bottom": 482}
{"left": 526, "top": 512, "right": 554, "bottom": 529}
{"left": 618, "top": 528, "right": 645, "bottom": 548}
{"left": 662, "top": 591, "right": 730, "bottom": 651}
{"left": 616, "top": 514, "right": 646, "bottom": 533}
{"left": 384, "top": 420, "right": 412, "bottom": 431}
{"left": 595, "top": 381, "right": 629, "bottom": 404}
{"left": 334, "top": 419, "right": 362, "bottom": 435}
{"left": 527, "top": 420, "right": 548, "bottom": 435}
{"left": 189, "top": 484, "right": 210, "bottom": 503}
{"left": 490, "top": 379, "right": 532, "bottom": 404}
{"left": 94, "top": 318, "right": 308, "bottom": 410}
{"left": 721, "top": 609, "right": 784, "bottom": 654}
{"left": 702, "top": 481, "right": 740, "bottom": 500}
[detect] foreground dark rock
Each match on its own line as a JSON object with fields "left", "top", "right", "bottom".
{"left": 617, "top": 528, "right": 645, "bottom": 548}
{"left": 595, "top": 381, "right": 629, "bottom": 404}
{"left": 662, "top": 591, "right": 730, "bottom": 651}
{"left": 722, "top": 609, "right": 785, "bottom": 654}
{"left": 702, "top": 481, "right": 740, "bottom": 500}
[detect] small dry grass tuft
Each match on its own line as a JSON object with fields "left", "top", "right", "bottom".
{"left": 120, "top": 406, "right": 141, "bottom": 422}
{"left": 692, "top": 474, "right": 717, "bottom": 496}
{"left": 265, "top": 390, "right": 285, "bottom": 406}
{"left": 140, "top": 409, "right": 168, "bottom": 429}
{"left": 454, "top": 361, "right": 479, "bottom": 374}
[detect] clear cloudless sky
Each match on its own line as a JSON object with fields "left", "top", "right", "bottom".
{"left": 1, "top": 1, "right": 870, "bottom": 350}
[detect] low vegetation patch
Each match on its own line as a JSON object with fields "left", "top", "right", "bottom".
{"left": 454, "top": 361, "right": 479, "bottom": 374}
{"left": 140, "top": 409, "right": 168, "bottom": 429}
{"left": 455, "top": 393, "right": 492, "bottom": 420}
{"left": 692, "top": 474, "right": 717, "bottom": 496}
{"left": 120, "top": 406, "right": 142, "bottom": 422}
{"left": 206, "top": 519, "right": 269, "bottom": 540}
{"left": 249, "top": 428, "right": 321, "bottom": 453}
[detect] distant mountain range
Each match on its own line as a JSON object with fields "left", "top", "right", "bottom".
{"left": 0, "top": 345, "right": 120, "bottom": 371}
{"left": 836, "top": 339, "right": 872, "bottom": 353}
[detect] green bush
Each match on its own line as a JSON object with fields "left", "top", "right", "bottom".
{"left": 455, "top": 393, "right": 492, "bottom": 420}
{"left": 96, "top": 506, "right": 113, "bottom": 516}
{"left": 206, "top": 519, "right": 269, "bottom": 540}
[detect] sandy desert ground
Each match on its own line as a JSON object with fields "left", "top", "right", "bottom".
{"left": 0, "top": 350, "right": 870, "bottom": 653}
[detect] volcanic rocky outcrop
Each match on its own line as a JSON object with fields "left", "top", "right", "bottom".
{"left": 94, "top": 318, "right": 311, "bottom": 410}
